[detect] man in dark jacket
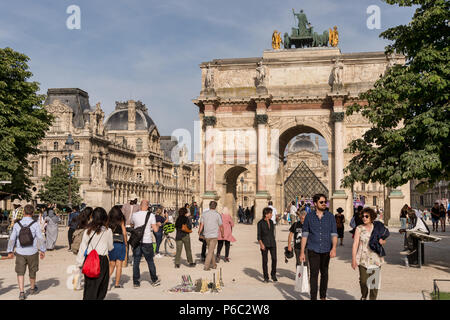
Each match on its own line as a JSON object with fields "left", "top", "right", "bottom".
{"left": 257, "top": 207, "right": 277, "bottom": 283}
{"left": 67, "top": 206, "right": 80, "bottom": 251}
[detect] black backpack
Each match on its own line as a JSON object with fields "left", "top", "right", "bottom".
{"left": 128, "top": 212, "right": 150, "bottom": 249}
{"left": 17, "top": 220, "right": 37, "bottom": 247}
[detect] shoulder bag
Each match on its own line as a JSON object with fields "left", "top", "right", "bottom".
{"left": 128, "top": 212, "right": 151, "bottom": 249}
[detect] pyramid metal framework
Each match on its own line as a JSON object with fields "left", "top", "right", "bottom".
{"left": 284, "top": 161, "right": 329, "bottom": 206}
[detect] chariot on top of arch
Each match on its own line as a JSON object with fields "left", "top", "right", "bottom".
{"left": 281, "top": 9, "right": 339, "bottom": 49}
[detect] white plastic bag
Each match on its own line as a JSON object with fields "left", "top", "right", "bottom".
{"left": 72, "top": 267, "right": 83, "bottom": 290}
{"left": 294, "top": 262, "right": 309, "bottom": 293}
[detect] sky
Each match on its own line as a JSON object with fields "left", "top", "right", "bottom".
{"left": 0, "top": 0, "right": 416, "bottom": 159}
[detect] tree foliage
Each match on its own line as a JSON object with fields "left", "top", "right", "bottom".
{"left": 343, "top": 0, "right": 449, "bottom": 189}
{"left": 0, "top": 47, "right": 53, "bottom": 199}
{"left": 38, "top": 161, "right": 82, "bottom": 207}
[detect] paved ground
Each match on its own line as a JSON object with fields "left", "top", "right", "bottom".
{"left": 0, "top": 220, "right": 449, "bottom": 300}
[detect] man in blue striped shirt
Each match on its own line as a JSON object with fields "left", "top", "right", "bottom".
{"left": 7, "top": 204, "right": 46, "bottom": 300}
{"left": 300, "top": 194, "right": 337, "bottom": 300}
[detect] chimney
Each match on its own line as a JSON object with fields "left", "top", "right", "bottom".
{"left": 128, "top": 100, "right": 136, "bottom": 131}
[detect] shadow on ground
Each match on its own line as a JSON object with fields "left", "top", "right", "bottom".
{"left": 105, "top": 292, "right": 121, "bottom": 300}
{"left": 0, "top": 281, "right": 17, "bottom": 295}
{"left": 243, "top": 267, "right": 264, "bottom": 282}
{"left": 37, "top": 277, "right": 60, "bottom": 292}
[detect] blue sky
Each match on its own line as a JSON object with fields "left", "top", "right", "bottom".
{"left": 0, "top": 0, "right": 416, "bottom": 159}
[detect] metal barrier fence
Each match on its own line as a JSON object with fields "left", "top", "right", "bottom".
{"left": 433, "top": 279, "right": 450, "bottom": 300}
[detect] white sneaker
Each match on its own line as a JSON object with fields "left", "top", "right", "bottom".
{"left": 155, "top": 254, "right": 162, "bottom": 258}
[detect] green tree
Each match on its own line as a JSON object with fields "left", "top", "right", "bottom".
{"left": 0, "top": 47, "right": 53, "bottom": 199}
{"left": 343, "top": 0, "right": 449, "bottom": 189}
{"left": 38, "top": 161, "right": 82, "bottom": 207}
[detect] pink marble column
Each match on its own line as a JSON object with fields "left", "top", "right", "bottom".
{"left": 257, "top": 123, "right": 267, "bottom": 192}
{"left": 255, "top": 111, "right": 269, "bottom": 193}
{"left": 332, "top": 98, "right": 345, "bottom": 190}
{"left": 203, "top": 116, "right": 216, "bottom": 192}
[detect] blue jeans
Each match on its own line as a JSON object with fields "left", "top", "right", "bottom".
{"left": 400, "top": 218, "right": 407, "bottom": 229}
{"left": 132, "top": 243, "right": 158, "bottom": 283}
{"left": 153, "top": 231, "right": 163, "bottom": 254}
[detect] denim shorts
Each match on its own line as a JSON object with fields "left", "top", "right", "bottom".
{"left": 108, "top": 242, "right": 126, "bottom": 261}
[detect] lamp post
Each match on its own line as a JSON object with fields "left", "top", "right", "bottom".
{"left": 173, "top": 166, "right": 178, "bottom": 211}
{"left": 240, "top": 176, "right": 244, "bottom": 207}
{"left": 65, "top": 134, "right": 75, "bottom": 208}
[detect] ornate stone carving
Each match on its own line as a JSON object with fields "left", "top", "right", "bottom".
{"left": 332, "top": 112, "right": 345, "bottom": 122}
{"left": 45, "top": 99, "right": 72, "bottom": 114}
{"left": 344, "top": 112, "right": 370, "bottom": 125}
{"left": 203, "top": 116, "right": 217, "bottom": 127}
{"left": 255, "top": 114, "right": 268, "bottom": 125}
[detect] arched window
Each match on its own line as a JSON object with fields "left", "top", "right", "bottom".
{"left": 53, "top": 117, "right": 61, "bottom": 131}
{"left": 136, "top": 138, "right": 143, "bottom": 152}
{"left": 53, "top": 142, "right": 58, "bottom": 150}
{"left": 74, "top": 141, "right": 80, "bottom": 150}
{"left": 50, "top": 157, "right": 61, "bottom": 175}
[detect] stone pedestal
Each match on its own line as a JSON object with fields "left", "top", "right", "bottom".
{"left": 331, "top": 190, "right": 348, "bottom": 217}
{"left": 201, "top": 191, "right": 219, "bottom": 213}
{"left": 386, "top": 189, "right": 405, "bottom": 227}
{"left": 256, "top": 86, "right": 268, "bottom": 95}
{"left": 85, "top": 187, "right": 113, "bottom": 212}
{"left": 254, "top": 191, "right": 271, "bottom": 221}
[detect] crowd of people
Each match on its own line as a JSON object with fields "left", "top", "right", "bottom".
{"left": 254, "top": 193, "right": 390, "bottom": 300}
{"left": 3, "top": 197, "right": 238, "bottom": 300}
{"left": 4, "top": 192, "right": 448, "bottom": 301}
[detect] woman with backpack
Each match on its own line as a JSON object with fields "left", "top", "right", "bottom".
{"left": 71, "top": 207, "right": 93, "bottom": 255}
{"left": 107, "top": 206, "right": 127, "bottom": 288}
{"left": 76, "top": 207, "right": 113, "bottom": 300}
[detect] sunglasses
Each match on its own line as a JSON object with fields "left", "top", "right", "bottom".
{"left": 318, "top": 201, "right": 326, "bottom": 204}
{"left": 362, "top": 215, "right": 370, "bottom": 219}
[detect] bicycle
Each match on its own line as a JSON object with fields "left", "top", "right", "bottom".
{"left": 162, "top": 223, "right": 176, "bottom": 257}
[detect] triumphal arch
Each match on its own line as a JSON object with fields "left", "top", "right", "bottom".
{"left": 193, "top": 13, "right": 410, "bottom": 225}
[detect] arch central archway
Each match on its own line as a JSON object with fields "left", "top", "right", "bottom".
{"left": 223, "top": 166, "right": 249, "bottom": 220}
{"left": 272, "top": 122, "right": 332, "bottom": 213}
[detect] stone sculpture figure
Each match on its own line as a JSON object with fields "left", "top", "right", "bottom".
{"left": 256, "top": 61, "right": 266, "bottom": 87}
{"left": 205, "top": 63, "right": 214, "bottom": 89}
{"left": 91, "top": 158, "right": 98, "bottom": 183}
{"left": 332, "top": 57, "right": 344, "bottom": 91}
{"left": 96, "top": 158, "right": 103, "bottom": 180}
{"left": 386, "top": 52, "right": 398, "bottom": 70}
{"left": 91, "top": 157, "right": 103, "bottom": 185}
